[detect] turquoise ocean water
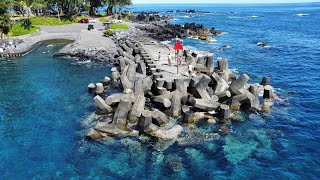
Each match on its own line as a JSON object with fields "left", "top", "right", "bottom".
{"left": 1, "top": 3, "right": 320, "bottom": 179}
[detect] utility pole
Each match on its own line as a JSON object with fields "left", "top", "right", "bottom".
{"left": 174, "top": 36, "right": 183, "bottom": 75}
{"left": 176, "top": 49, "right": 179, "bottom": 75}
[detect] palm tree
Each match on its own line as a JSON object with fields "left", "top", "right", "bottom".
{"left": 0, "top": 13, "right": 13, "bottom": 38}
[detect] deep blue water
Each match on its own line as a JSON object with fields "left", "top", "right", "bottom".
{"left": 1, "top": 3, "right": 320, "bottom": 179}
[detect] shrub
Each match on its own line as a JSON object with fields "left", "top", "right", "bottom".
{"left": 21, "top": 19, "right": 32, "bottom": 30}
{"left": 103, "top": 29, "right": 114, "bottom": 37}
{"left": 9, "top": 23, "right": 40, "bottom": 36}
{"left": 29, "top": 16, "right": 77, "bottom": 26}
{"left": 99, "top": 17, "right": 108, "bottom": 22}
{"left": 123, "top": 17, "right": 129, "bottom": 22}
{"left": 109, "top": 23, "right": 129, "bottom": 30}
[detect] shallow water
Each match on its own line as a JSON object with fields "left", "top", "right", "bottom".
{"left": 1, "top": 3, "right": 320, "bottom": 179}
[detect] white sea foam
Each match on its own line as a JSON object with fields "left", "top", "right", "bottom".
{"left": 209, "top": 39, "right": 218, "bottom": 43}
{"left": 161, "top": 40, "right": 172, "bottom": 45}
{"left": 78, "top": 60, "right": 91, "bottom": 64}
{"left": 250, "top": 16, "right": 259, "bottom": 18}
{"left": 297, "top": 13, "right": 310, "bottom": 16}
{"left": 228, "top": 16, "right": 242, "bottom": 19}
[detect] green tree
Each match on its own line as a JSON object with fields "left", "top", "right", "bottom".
{"left": 0, "top": 0, "right": 11, "bottom": 15}
{"left": 0, "top": 14, "right": 13, "bottom": 38}
{"left": 117, "top": 0, "right": 132, "bottom": 13}
{"left": 31, "top": 0, "right": 47, "bottom": 15}
{"left": 13, "top": 0, "right": 27, "bottom": 17}
{"left": 12, "top": 0, "right": 37, "bottom": 18}
{"left": 88, "top": 0, "right": 104, "bottom": 15}
{"left": 0, "top": 0, "right": 13, "bottom": 38}
{"left": 105, "top": 0, "right": 116, "bottom": 15}
{"left": 105, "top": 0, "right": 132, "bottom": 15}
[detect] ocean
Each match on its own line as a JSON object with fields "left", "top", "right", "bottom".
{"left": 1, "top": 3, "right": 320, "bottom": 179}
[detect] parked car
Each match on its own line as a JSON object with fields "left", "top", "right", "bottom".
{"left": 111, "top": 19, "right": 123, "bottom": 23}
{"left": 88, "top": 18, "right": 96, "bottom": 23}
{"left": 79, "top": 19, "right": 89, "bottom": 23}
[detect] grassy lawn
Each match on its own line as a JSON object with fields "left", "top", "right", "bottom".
{"left": 109, "top": 23, "right": 129, "bottom": 30}
{"left": 30, "top": 16, "right": 77, "bottom": 26}
{"left": 9, "top": 23, "right": 40, "bottom": 37}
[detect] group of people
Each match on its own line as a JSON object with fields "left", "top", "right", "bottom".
{"left": 0, "top": 41, "right": 16, "bottom": 54}
{"left": 157, "top": 51, "right": 197, "bottom": 78}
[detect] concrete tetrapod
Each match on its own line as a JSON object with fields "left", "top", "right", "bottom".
{"left": 138, "top": 110, "right": 153, "bottom": 131}
{"left": 93, "top": 95, "right": 113, "bottom": 113}
{"left": 88, "top": 83, "right": 95, "bottom": 93}
{"left": 249, "top": 85, "right": 261, "bottom": 110}
{"left": 263, "top": 85, "right": 274, "bottom": 99}
{"left": 170, "top": 92, "right": 182, "bottom": 117}
{"left": 128, "top": 95, "right": 146, "bottom": 124}
{"left": 134, "top": 79, "right": 144, "bottom": 97}
{"left": 218, "top": 104, "right": 230, "bottom": 120}
{"left": 105, "top": 93, "right": 135, "bottom": 106}
{"left": 102, "top": 76, "right": 111, "bottom": 87}
{"left": 137, "top": 61, "right": 147, "bottom": 75}
{"left": 120, "top": 75, "right": 134, "bottom": 90}
{"left": 142, "top": 76, "right": 153, "bottom": 94}
{"left": 216, "top": 90, "right": 232, "bottom": 103}
{"left": 261, "top": 76, "right": 270, "bottom": 86}
{"left": 126, "top": 63, "right": 137, "bottom": 82}
{"left": 152, "top": 94, "right": 172, "bottom": 108}
{"left": 192, "top": 74, "right": 212, "bottom": 99}
{"left": 113, "top": 96, "right": 133, "bottom": 129}
{"left": 211, "top": 73, "right": 229, "bottom": 93}
{"left": 152, "top": 109, "right": 169, "bottom": 126}
{"left": 229, "top": 74, "right": 250, "bottom": 95}
{"left": 191, "top": 98, "right": 220, "bottom": 111}
{"left": 95, "top": 83, "right": 104, "bottom": 96}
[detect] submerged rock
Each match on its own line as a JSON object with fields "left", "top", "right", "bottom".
{"left": 257, "top": 42, "right": 269, "bottom": 47}
{"left": 86, "top": 128, "right": 106, "bottom": 140}
{"left": 165, "top": 154, "right": 184, "bottom": 173}
{"left": 223, "top": 135, "right": 258, "bottom": 165}
{"left": 251, "top": 129, "right": 277, "bottom": 159}
{"left": 209, "top": 27, "right": 222, "bottom": 36}
{"left": 149, "top": 125, "right": 183, "bottom": 140}
{"left": 177, "top": 127, "right": 220, "bottom": 146}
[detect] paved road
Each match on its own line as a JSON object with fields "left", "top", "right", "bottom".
{"left": 12, "top": 22, "right": 115, "bottom": 54}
